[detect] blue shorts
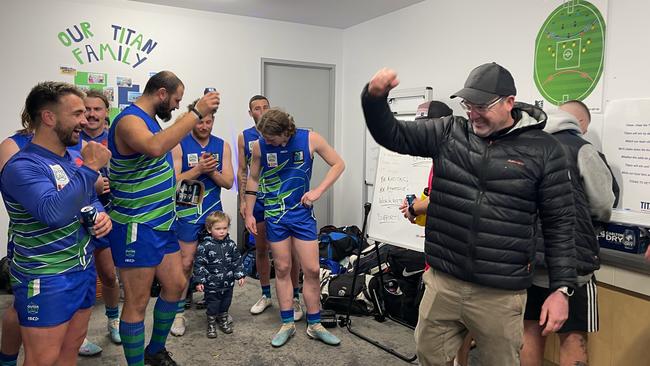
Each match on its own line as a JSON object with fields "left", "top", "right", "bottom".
{"left": 176, "top": 220, "right": 204, "bottom": 243}
{"left": 110, "top": 222, "right": 180, "bottom": 267}
{"left": 254, "top": 200, "right": 265, "bottom": 223}
{"left": 12, "top": 266, "right": 96, "bottom": 327}
{"left": 265, "top": 214, "right": 317, "bottom": 243}
{"left": 92, "top": 235, "right": 111, "bottom": 250}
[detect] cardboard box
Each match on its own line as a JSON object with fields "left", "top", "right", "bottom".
{"left": 597, "top": 223, "right": 649, "bottom": 254}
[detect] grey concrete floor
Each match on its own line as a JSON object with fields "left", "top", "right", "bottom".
{"left": 1, "top": 278, "right": 422, "bottom": 365}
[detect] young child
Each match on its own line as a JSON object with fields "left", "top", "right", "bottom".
{"left": 193, "top": 211, "right": 246, "bottom": 338}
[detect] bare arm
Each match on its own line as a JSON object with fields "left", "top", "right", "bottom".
{"left": 171, "top": 144, "right": 183, "bottom": 177}
{"left": 116, "top": 93, "right": 220, "bottom": 157}
{"left": 301, "top": 131, "right": 345, "bottom": 205}
{"left": 244, "top": 142, "right": 262, "bottom": 234}
{"left": 116, "top": 113, "right": 198, "bottom": 158}
{"left": 0, "top": 138, "right": 19, "bottom": 172}
{"left": 206, "top": 142, "right": 234, "bottom": 189}
{"left": 236, "top": 133, "right": 249, "bottom": 218}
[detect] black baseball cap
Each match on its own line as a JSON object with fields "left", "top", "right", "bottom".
{"left": 415, "top": 101, "right": 453, "bottom": 120}
{"left": 450, "top": 62, "right": 516, "bottom": 105}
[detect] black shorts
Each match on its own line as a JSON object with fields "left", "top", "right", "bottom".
{"left": 524, "top": 276, "right": 599, "bottom": 333}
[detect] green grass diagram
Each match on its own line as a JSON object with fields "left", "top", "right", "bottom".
{"left": 534, "top": 0, "right": 605, "bottom": 105}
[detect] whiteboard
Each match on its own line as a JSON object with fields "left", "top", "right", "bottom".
{"left": 367, "top": 147, "right": 432, "bottom": 252}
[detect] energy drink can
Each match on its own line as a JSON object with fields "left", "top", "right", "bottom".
{"left": 80, "top": 205, "right": 97, "bottom": 235}
{"left": 406, "top": 194, "right": 416, "bottom": 206}
{"left": 204, "top": 87, "right": 216, "bottom": 94}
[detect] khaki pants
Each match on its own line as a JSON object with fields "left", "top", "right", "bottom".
{"left": 414, "top": 269, "right": 527, "bottom": 366}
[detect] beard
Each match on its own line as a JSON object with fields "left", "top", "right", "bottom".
{"left": 54, "top": 121, "right": 79, "bottom": 147}
{"left": 155, "top": 98, "right": 173, "bottom": 122}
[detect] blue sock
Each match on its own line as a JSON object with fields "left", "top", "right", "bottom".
{"left": 261, "top": 285, "right": 271, "bottom": 298}
{"left": 176, "top": 300, "right": 185, "bottom": 314}
{"left": 146, "top": 297, "right": 179, "bottom": 355}
{"left": 293, "top": 287, "right": 300, "bottom": 299}
{"left": 280, "top": 309, "right": 294, "bottom": 324}
{"left": 0, "top": 352, "right": 18, "bottom": 366}
{"left": 120, "top": 320, "right": 145, "bottom": 366}
{"left": 307, "top": 311, "right": 321, "bottom": 325}
{"left": 105, "top": 305, "right": 119, "bottom": 320}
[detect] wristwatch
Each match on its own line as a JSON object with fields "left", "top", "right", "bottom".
{"left": 408, "top": 204, "right": 416, "bottom": 217}
{"left": 555, "top": 286, "right": 574, "bottom": 297}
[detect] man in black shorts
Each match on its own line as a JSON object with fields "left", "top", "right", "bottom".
{"left": 521, "top": 101, "right": 615, "bottom": 366}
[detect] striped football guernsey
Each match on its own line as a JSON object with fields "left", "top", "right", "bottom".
{"left": 176, "top": 134, "right": 225, "bottom": 224}
{"left": 258, "top": 129, "right": 312, "bottom": 223}
{"left": 107, "top": 104, "right": 176, "bottom": 230}
{"left": 1, "top": 143, "right": 99, "bottom": 276}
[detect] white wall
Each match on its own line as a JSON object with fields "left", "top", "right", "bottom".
{"left": 339, "top": 0, "right": 650, "bottom": 226}
{"left": 0, "top": 0, "right": 344, "bottom": 256}
{"left": 2, "top": 0, "right": 650, "bottom": 256}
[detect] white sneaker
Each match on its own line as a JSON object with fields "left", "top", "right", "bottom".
{"left": 170, "top": 314, "right": 186, "bottom": 336}
{"left": 293, "top": 298, "right": 303, "bottom": 322}
{"left": 250, "top": 295, "right": 272, "bottom": 314}
{"left": 107, "top": 318, "right": 121, "bottom": 344}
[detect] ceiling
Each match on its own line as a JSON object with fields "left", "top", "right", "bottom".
{"left": 129, "top": 0, "right": 425, "bottom": 29}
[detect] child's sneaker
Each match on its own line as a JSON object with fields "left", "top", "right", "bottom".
{"left": 306, "top": 323, "right": 341, "bottom": 346}
{"left": 207, "top": 316, "right": 218, "bottom": 339}
{"left": 271, "top": 322, "right": 296, "bottom": 347}
{"left": 217, "top": 313, "right": 233, "bottom": 334}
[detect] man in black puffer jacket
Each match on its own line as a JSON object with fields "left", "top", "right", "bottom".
{"left": 521, "top": 106, "right": 614, "bottom": 366}
{"left": 362, "top": 63, "right": 577, "bottom": 366}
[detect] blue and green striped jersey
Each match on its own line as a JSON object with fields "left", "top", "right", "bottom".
{"left": 176, "top": 134, "right": 225, "bottom": 224}
{"left": 107, "top": 104, "right": 176, "bottom": 231}
{"left": 259, "top": 129, "right": 313, "bottom": 223}
{"left": 0, "top": 143, "right": 100, "bottom": 276}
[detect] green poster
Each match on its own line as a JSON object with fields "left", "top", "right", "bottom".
{"left": 533, "top": 0, "right": 605, "bottom": 105}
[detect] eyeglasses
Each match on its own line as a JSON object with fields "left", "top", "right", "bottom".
{"left": 459, "top": 97, "right": 503, "bottom": 113}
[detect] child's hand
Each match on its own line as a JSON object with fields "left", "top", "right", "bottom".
{"left": 237, "top": 278, "right": 246, "bottom": 287}
{"left": 195, "top": 283, "right": 204, "bottom": 292}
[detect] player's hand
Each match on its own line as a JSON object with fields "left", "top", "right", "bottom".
{"left": 237, "top": 278, "right": 246, "bottom": 287}
{"left": 82, "top": 141, "right": 111, "bottom": 171}
{"left": 239, "top": 200, "right": 247, "bottom": 220}
{"left": 101, "top": 177, "right": 110, "bottom": 194}
{"left": 93, "top": 211, "right": 112, "bottom": 239}
{"left": 195, "top": 91, "right": 220, "bottom": 117}
{"left": 301, "top": 189, "right": 322, "bottom": 207}
{"left": 245, "top": 214, "right": 258, "bottom": 236}
{"left": 197, "top": 153, "right": 218, "bottom": 174}
{"left": 539, "top": 290, "right": 569, "bottom": 336}
{"left": 368, "top": 68, "right": 400, "bottom": 97}
{"left": 399, "top": 198, "right": 416, "bottom": 223}
{"left": 196, "top": 283, "right": 204, "bottom": 292}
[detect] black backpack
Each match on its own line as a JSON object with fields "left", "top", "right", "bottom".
{"left": 368, "top": 272, "right": 424, "bottom": 327}
{"left": 318, "top": 225, "right": 364, "bottom": 262}
{"left": 321, "top": 272, "right": 374, "bottom": 315}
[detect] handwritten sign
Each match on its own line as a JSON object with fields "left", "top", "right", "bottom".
{"left": 367, "top": 147, "right": 431, "bottom": 252}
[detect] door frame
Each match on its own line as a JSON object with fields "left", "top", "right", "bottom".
{"left": 260, "top": 58, "right": 336, "bottom": 225}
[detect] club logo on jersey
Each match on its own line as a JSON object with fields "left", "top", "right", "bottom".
{"left": 50, "top": 164, "right": 70, "bottom": 190}
{"left": 248, "top": 141, "right": 255, "bottom": 153}
{"left": 212, "top": 153, "right": 220, "bottom": 165}
{"left": 266, "top": 153, "right": 278, "bottom": 167}
{"left": 292, "top": 151, "right": 304, "bottom": 164}
{"left": 187, "top": 153, "right": 199, "bottom": 167}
